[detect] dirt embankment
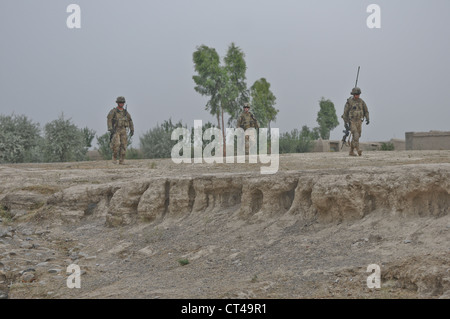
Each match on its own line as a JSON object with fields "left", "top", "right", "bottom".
{"left": 0, "top": 150, "right": 449, "bottom": 299}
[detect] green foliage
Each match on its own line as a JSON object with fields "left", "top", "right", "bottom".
{"left": 0, "top": 113, "right": 99, "bottom": 164}
{"left": 279, "top": 126, "right": 318, "bottom": 154}
{"left": 82, "top": 127, "right": 96, "bottom": 148}
{"left": 96, "top": 132, "right": 113, "bottom": 160}
{"left": 0, "top": 205, "right": 14, "bottom": 223}
{"left": 126, "top": 147, "right": 143, "bottom": 159}
{"left": 223, "top": 43, "right": 249, "bottom": 126}
{"left": 310, "top": 127, "right": 321, "bottom": 140}
{"left": 380, "top": 142, "right": 395, "bottom": 151}
{"left": 0, "top": 114, "right": 42, "bottom": 163}
{"left": 178, "top": 258, "right": 189, "bottom": 266}
{"left": 316, "top": 97, "right": 339, "bottom": 140}
{"left": 193, "top": 45, "right": 223, "bottom": 126}
{"left": 140, "top": 119, "right": 184, "bottom": 159}
{"left": 42, "top": 114, "right": 93, "bottom": 162}
{"left": 250, "top": 78, "right": 278, "bottom": 128}
{"left": 193, "top": 43, "right": 249, "bottom": 129}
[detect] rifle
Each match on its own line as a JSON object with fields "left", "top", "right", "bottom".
{"left": 355, "top": 66, "right": 360, "bottom": 88}
{"left": 124, "top": 104, "right": 134, "bottom": 137}
{"left": 250, "top": 112, "right": 259, "bottom": 129}
{"left": 109, "top": 126, "right": 116, "bottom": 143}
{"left": 341, "top": 124, "right": 351, "bottom": 150}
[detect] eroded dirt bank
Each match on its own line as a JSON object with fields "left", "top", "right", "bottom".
{"left": 0, "top": 150, "right": 449, "bottom": 299}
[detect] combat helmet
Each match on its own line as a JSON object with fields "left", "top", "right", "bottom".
{"left": 351, "top": 87, "right": 361, "bottom": 95}
{"left": 243, "top": 102, "right": 250, "bottom": 108}
{"left": 116, "top": 96, "right": 126, "bottom": 103}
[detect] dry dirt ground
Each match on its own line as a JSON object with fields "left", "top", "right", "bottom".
{"left": 0, "top": 150, "right": 449, "bottom": 299}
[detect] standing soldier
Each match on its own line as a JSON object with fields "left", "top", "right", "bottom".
{"left": 342, "top": 87, "right": 370, "bottom": 156}
{"left": 237, "top": 102, "right": 259, "bottom": 155}
{"left": 107, "top": 96, "right": 134, "bottom": 164}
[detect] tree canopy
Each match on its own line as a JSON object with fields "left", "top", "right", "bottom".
{"left": 316, "top": 97, "right": 339, "bottom": 140}
{"left": 250, "top": 78, "right": 278, "bottom": 128}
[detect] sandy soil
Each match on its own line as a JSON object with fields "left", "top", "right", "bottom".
{"left": 0, "top": 150, "right": 449, "bottom": 299}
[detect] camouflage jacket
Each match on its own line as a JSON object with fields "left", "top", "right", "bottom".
{"left": 342, "top": 97, "right": 369, "bottom": 123}
{"left": 237, "top": 111, "right": 259, "bottom": 130}
{"left": 107, "top": 107, "right": 134, "bottom": 132}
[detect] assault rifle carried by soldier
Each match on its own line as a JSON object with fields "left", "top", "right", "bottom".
{"left": 107, "top": 96, "right": 134, "bottom": 164}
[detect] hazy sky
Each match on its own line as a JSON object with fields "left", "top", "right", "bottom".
{"left": 1, "top": 0, "right": 449, "bottom": 146}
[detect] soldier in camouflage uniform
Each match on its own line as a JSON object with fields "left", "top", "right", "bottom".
{"left": 237, "top": 102, "right": 259, "bottom": 155}
{"left": 342, "top": 87, "right": 370, "bottom": 156}
{"left": 107, "top": 96, "right": 134, "bottom": 164}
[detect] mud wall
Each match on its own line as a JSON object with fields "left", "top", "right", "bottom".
{"left": 7, "top": 164, "right": 446, "bottom": 227}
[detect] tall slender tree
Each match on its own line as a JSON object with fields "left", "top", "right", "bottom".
{"left": 223, "top": 43, "right": 249, "bottom": 127}
{"left": 193, "top": 43, "right": 249, "bottom": 155}
{"left": 250, "top": 78, "right": 278, "bottom": 129}
{"left": 192, "top": 45, "right": 223, "bottom": 129}
{"left": 316, "top": 97, "right": 339, "bottom": 140}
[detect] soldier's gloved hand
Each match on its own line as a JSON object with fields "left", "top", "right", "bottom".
{"left": 366, "top": 119, "right": 370, "bottom": 125}
{"left": 130, "top": 130, "right": 134, "bottom": 137}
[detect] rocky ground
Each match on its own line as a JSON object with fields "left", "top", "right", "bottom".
{"left": 0, "top": 150, "right": 449, "bottom": 299}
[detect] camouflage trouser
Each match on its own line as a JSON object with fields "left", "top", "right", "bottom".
{"left": 245, "top": 129, "right": 257, "bottom": 156}
{"left": 349, "top": 119, "right": 362, "bottom": 152}
{"left": 110, "top": 127, "right": 127, "bottom": 161}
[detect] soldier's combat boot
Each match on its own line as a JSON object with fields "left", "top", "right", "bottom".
{"left": 112, "top": 154, "right": 118, "bottom": 164}
{"left": 358, "top": 150, "right": 362, "bottom": 156}
{"left": 119, "top": 154, "right": 125, "bottom": 165}
{"left": 349, "top": 148, "right": 357, "bottom": 156}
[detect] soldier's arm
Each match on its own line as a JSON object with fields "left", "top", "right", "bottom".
{"left": 363, "top": 101, "right": 369, "bottom": 121}
{"left": 342, "top": 101, "right": 350, "bottom": 124}
{"left": 254, "top": 116, "right": 259, "bottom": 129}
{"left": 107, "top": 109, "right": 114, "bottom": 131}
{"left": 127, "top": 113, "right": 134, "bottom": 132}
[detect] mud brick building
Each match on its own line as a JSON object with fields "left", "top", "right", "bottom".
{"left": 405, "top": 131, "right": 450, "bottom": 150}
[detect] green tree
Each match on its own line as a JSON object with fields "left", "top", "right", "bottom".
{"left": 82, "top": 127, "right": 96, "bottom": 148}
{"left": 316, "top": 97, "right": 339, "bottom": 140}
{"left": 381, "top": 142, "right": 395, "bottom": 151}
{"left": 250, "top": 78, "right": 278, "bottom": 128}
{"left": 140, "top": 119, "right": 184, "bottom": 159}
{"left": 0, "top": 114, "right": 42, "bottom": 163}
{"left": 223, "top": 43, "right": 249, "bottom": 127}
{"left": 192, "top": 45, "right": 223, "bottom": 128}
{"left": 193, "top": 43, "right": 249, "bottom": 154}
{"left": 279, "top": 125, "right": 317, "bottom": 154}
{"left": 96, "top": 132, "right": 113, "bottom": 160}
{"left": 43, "top": 114, "right": 91, "bottom": 162}
{"left": 125, "top": 147, "right": 143, "bottom": 160}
